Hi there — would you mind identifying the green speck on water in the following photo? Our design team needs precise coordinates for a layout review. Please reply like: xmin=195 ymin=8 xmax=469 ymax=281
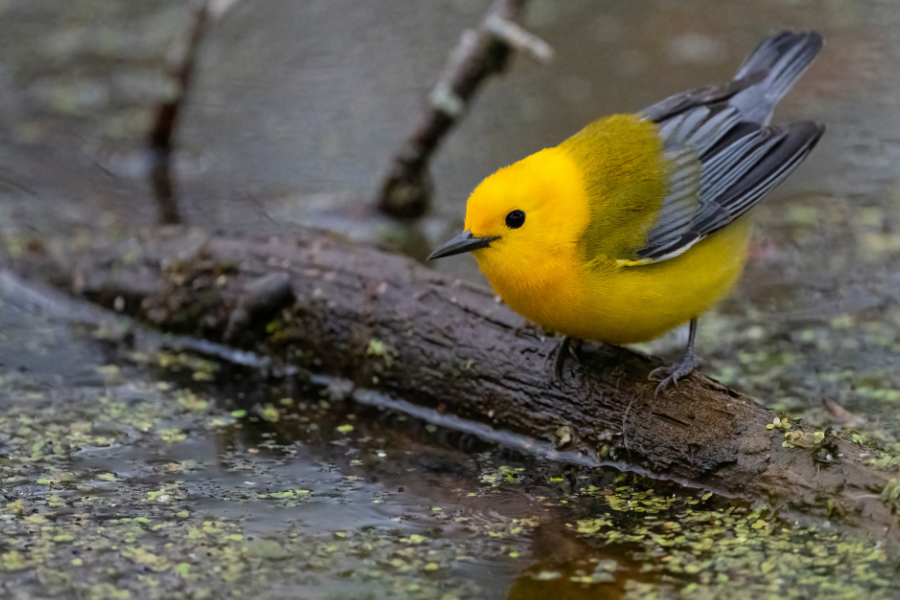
xmin=260 ymin=404 xmax=280 ymax=422
xmin=96 ymin=364 xmax=120 ymax=378
xmin=830 ymin=314 xmax=855 ymax=329
xmin=881 ymin=478 xmax=900 ymax=502
xmin=367 ymin=339 xmax=385 ymax=356
xmin=499 ymin=465 xmax=519 ymax=484
xmin=145 ymin=490 xmax=170 ymax=503
xmin=577 ymin=518 xmax=612 ymax=534
xmin=568 ymin=474 xmax=900 ymax=598
xmin=337 ymin=424 xmax=354 ymax=434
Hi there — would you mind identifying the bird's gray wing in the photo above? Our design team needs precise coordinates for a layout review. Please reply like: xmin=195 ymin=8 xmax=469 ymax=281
xmin=623 ymin=113 xmax=823 ymax=265
xmin=621 ymin=30 xmax=824 ymax=265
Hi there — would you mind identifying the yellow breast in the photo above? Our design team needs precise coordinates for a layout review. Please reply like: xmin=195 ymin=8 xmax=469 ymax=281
xmin=484 ymin=217 xmax=752 ymax=345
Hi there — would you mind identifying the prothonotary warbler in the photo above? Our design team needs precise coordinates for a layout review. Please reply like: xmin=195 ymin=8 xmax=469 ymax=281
xmin=428 ymin=31 xmax=825 ymax=394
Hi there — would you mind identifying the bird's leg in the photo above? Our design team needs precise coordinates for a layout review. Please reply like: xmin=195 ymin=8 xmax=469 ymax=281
xmin=649 ymin=318 xmax=698 ymax=396
xmin=548 ymin=336 xmax=580 ymax=381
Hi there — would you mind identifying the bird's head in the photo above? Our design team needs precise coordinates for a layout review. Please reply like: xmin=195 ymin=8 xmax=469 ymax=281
xmin=428 ymin=148 xmax=590 ymax=284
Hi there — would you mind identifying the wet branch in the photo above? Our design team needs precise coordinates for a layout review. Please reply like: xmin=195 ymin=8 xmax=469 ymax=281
xmin=376 ymin=0 xmax=553 ymax=219
xmin=148 ymin=0 xmax=239 ymax=225
xmin=12 ymin=225 xmax=900 ymax=542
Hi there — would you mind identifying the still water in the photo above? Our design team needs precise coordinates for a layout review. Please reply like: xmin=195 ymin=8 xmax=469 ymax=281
xmin=2 ymin=1 xmax=900 ymax=598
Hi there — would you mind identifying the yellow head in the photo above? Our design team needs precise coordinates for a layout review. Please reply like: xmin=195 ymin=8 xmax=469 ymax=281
xmin=428 ymin=147 xmax=591 ymax=297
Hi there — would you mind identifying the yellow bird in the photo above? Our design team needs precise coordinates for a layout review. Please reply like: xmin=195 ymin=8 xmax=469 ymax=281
xmin=428 ymin=31 xmax=824 ymax=393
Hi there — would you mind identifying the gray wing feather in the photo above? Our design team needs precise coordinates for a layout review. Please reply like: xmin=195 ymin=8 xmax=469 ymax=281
xmin=635 ymin=120 xmax=823 ymax=263
xmin=731 ymin=31 xmax=824 ymax=124
xmin=693 ymin=124 xmax=822 ymax=232
xmin=638 ymin=147 xmax=701 ymax=255
xmin=625 ymin=31 xmax=824 ymax=264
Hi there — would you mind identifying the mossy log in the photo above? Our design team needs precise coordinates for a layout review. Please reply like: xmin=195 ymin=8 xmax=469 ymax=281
xmin=14 ymin=225 xmax=900 ymax=540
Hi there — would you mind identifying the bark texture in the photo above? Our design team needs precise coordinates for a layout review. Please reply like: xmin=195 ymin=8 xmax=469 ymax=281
xmin=14 ymin=226 xmax=900 ymax=540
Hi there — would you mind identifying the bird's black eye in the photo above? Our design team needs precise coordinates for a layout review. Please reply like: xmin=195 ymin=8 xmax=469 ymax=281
xmin=505 ymin=210 xmax=526 ymax=229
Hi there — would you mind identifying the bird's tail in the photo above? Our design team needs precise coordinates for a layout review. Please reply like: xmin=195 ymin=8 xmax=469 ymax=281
xmin=729 ymin=31 xmax=823 ymax=124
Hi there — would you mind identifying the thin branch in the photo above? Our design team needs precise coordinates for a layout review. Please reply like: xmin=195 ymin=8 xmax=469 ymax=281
xmin=375 ymin=0 xmax=553 ymax=219
xmin=483 ymin=13 xmax=554 ymax=63
xmin=148 ymin=0 xmax=239 ymax=225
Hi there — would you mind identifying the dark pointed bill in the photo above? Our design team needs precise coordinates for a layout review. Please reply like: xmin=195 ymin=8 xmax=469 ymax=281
xmin=427 ymin=230 xmax=499 ymax=260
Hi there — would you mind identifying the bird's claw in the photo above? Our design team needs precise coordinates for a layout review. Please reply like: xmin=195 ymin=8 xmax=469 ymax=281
xmin=548 ymin=336 xmax=579 ymax=383
xmin=649 ymin=357 xmax=695 ymax=397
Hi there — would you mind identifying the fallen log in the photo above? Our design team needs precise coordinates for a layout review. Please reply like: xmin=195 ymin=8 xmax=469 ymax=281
xmin=12 ymin=225 xmax=900 ymax=540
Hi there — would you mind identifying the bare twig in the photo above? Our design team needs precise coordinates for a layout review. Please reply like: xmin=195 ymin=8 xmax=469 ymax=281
xmin=375 ymin=0 xmax=553 ymax=219
xmin=483 ymin=12 xmax=553 ymax=63
xmin=148 ymin=0 xmax=239 ymax=225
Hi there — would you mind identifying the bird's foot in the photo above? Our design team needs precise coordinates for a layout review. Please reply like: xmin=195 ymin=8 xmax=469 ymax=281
xmin=649 ymin=354 xmax=695 ymax=397
xmin=548 ymin=336 xmax=580 ymax=382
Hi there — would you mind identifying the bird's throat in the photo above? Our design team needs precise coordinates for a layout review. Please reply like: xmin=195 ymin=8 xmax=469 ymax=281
xmin=475 ymin=245 xmax=585 ymax=332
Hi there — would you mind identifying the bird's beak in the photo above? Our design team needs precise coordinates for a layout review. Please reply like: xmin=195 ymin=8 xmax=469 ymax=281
xmin=427 ymin=230 xmax=498 ymax=260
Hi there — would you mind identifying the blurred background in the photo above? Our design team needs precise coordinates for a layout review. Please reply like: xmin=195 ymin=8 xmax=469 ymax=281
xmin=5 ymin=0 xmax=900 ymax=396
xmin=1 ymin=0 xmax=893 ymax=260
xmin=2 ymin=1 xmax=900 ymax=598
